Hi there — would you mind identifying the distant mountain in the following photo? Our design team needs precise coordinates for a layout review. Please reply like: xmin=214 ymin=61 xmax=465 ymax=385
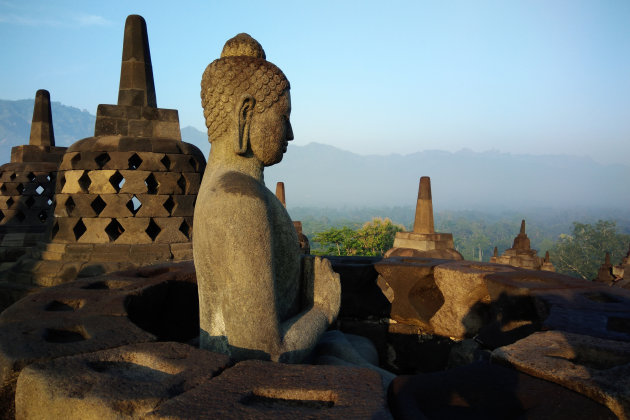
xmin=1 ymin=98 xmax=628 ymax=212
xmin=265 ymin=143 xmax=630 ymax=210
xmin=0 ymin=99 xmax=95 ymax=160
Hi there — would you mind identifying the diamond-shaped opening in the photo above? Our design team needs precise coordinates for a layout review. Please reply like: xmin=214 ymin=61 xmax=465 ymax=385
xmin=51 ymin=221 xmax=59 ymax=238
xmin=57 ymin=173 xmax=65 ymax=192
xmin=145 ymin=218 xmax=161 ymax=241
xmin=65 ymin=196 xmax=76 ymax=215
xmin=189 ymin=158 xmax=198 ymax=172
xmin=0 ymin=184 xmax=5 ymax=193
xmin=90 ymin=196 xmax=107 ymax=215
xmin=6 ymin=197 xmax=14 ymax=208
xmin=163 ymin=196 xmax=175 ymax=215
xmin=128 ymin=153 xmax=143 ymax=170
xmin=10 ymin=173 xmax=16 ymax=180
xmin=73 ymin=219 xmax=87 ymax=240
xmin=145 ymin=173 xmax=158 ymax=194
xmin=126 ymin=195 xmax=142 ymax=215
xmin=0 ymin=210 xmax=4 ymax=223
xmin=38 ymin=210 xmax=47 ymax=223
xmin=109 ymin=171 xmax=125 ymax=193
xmin=160 ymin=155 xmax=171 ymax=170
xmin=177 ymin=175 xmax=187 ymax=194
xmin=27 ymin=172 xmax=36 ymax=182
xmin=35 ymin=185 xmax=44 ymax=195
xmin=78 ymin=171 xmax=91 ymax=192
xmin=46 ymin=173 xmax=52 ymax=182
xmin=71 ymin=154 xmax=81 ymax=167
xmin=47 ymin=198 xmax=53 ymax=206
xmin=95 ymin=153 xmax=111 ymax=169
xmin=16 ymin=210 xmax=25 ymax=222
xmin=16 ymin=183 xmax=24 ymax=194
xmin=179 ymin=220 xmax=190 ymax=238
xmin=105 ymin=219 xmax=124 ymax=241
xmin=25 ymin=196 xmax=35 ymax=208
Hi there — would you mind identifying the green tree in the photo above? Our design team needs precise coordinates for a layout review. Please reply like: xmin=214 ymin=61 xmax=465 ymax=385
xmin=311 ymin=218 xmax=404 ymax=256
xmin=550 ymin=220 xmax=630 ymax=280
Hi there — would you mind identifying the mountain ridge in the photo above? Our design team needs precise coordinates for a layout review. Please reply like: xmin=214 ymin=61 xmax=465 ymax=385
xmin=1 ymin=98 xmax=627 ymax=210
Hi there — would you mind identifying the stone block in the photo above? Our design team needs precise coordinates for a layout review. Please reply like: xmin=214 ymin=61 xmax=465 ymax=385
xmin=171 ymin=195 xmax=196 ymax=217
xmin=148 ymin=360 xmax=391 ymax=419
xmin=374 ymin=257 xmax=449 ymax=329
xmin=0 ymin=316 xmax=156 ymax=419
xmin=430 ymin=261 xmax=518 ymax=339
xmin=128 ymin=118 xmax=155 ymax=137
xmin=484 ymin=270 xmax=630 ymax=344
xmin=129 ymin=243 xmax=172 ymax=263
xmin=492 ymin=331 xmax=630 ymax=419
xmin=119 ymin=170 xmax=150 ymax=194
xmin=137 ymin=151 xmax=170 ymax=172
xmin=170 ymin=242 xmax=193 ymax=261
xmin=98 ymin=193 xmax=135 ymax=218
xmin=134 ymin=194 xmax=171 ymax=218
xmin=181 ymin=172 xmax=201 ymax=194
xmin=15 ymin=342 xmax=231 ymax=420
xmin=79 ymin=218 xmax=113 ymax=243
xmin=54 ymin=193 xmax=97 ymax=218
xmin=116 ymin=217 xmax=152 ymax=244
xmin=90 ymin=244 xmax=132 ymax=262
xmin=153 ymin=217 xmax=189 ymax=243
xmin=151 ymin=139 xmax=183 ymax=154
xmin=153 ymin=121 xmax=181 ymax=140
xmin=87 ymin=170 xmax=119 ymax=194
xmin=117 ymin=137 xmax=153 ymax=152
xmin=60 ymin=170 xmax=89 ymax=194
xmin=389 ymin=361 xmax=616 ymax=420
xmin=153 ymin=172 xmax=183 ymax=195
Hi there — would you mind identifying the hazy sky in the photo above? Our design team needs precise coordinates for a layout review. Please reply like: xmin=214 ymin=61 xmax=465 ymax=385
xmin=1 ymin=0 xmax=629 ymax=164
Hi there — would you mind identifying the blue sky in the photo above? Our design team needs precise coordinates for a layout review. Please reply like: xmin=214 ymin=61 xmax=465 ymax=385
xmin=1 ymin=0 xmax=629 ymax=164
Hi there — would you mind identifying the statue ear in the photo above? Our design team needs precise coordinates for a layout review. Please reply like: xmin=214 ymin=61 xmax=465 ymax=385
xmin=235 ymin=94 xmax=255 ymax=155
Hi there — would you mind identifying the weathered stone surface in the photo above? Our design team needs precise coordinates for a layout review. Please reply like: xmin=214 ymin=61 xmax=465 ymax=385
xmin=484 ymin=269 xmax=630 ymax=343
xmin=148 ymin=359 xmax=391 ymax=419
xmin=389 ymin=361 xmax=616 ymax=420
xmin=15 ymin=342 xmax=230 ymax=420
xmin=375 ymin=257 xmax=450 ymax=329
xmin=492 ymin=331 xmax=630 ymax=419
xmin=0 ymin=261 xmax=199 ymax=419
xmin=490 ymin=220 xmax=548 ymax=271
xmin=312 ymin=330 xmax=396 ymax=390
xmin=430 ymin=260 xmax=518 ymax=339
xmin=194 ymin=33 xmax=340 ymax=363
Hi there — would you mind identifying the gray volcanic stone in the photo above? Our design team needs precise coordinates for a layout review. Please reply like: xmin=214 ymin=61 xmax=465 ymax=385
xmin=492 ymin=331 xmax=630 ymax=419
xmin=194 ymin=33 xmax=340 ymax=362
xmin=147 ymin=359 xmax=392 ymax=419
xmin=15 ymin=342 xmax=230 ymax=419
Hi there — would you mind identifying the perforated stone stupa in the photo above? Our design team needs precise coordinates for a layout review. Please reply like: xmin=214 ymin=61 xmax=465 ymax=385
xmin=490 ymin=220 xmax=553 ymax=271
xmin=385 ymin=176 xmax=462 ymax=260
xmin=33 ymin=15 xmax=205 ymax=284
xmin=0 ymin=90 xmax=66 ymax=267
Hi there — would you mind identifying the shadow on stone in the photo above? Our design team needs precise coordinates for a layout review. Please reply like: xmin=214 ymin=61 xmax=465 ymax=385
xmin=125 ymin=280 xmax=199 ymax=342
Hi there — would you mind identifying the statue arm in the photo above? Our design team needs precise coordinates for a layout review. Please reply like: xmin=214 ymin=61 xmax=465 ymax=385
xmin=218 ymin=188 xmax=339 ymax=363
xmin=276 ymin=256 xmax=341 ymax=363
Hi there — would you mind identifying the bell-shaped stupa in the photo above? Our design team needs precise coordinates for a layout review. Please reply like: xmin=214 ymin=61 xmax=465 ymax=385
xmin=0 ymin=90 xmax=66 ymax=267
xmin=33 ymin=15 xmax=205 ymax=285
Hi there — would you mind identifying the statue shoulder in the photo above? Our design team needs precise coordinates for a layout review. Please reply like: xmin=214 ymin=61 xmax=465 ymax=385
xmin=214 ymin=171 xmax=268 ymax=201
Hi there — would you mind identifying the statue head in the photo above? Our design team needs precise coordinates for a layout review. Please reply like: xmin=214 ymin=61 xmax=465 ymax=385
xmin=201 ymin=33 xmax=293 ymax=166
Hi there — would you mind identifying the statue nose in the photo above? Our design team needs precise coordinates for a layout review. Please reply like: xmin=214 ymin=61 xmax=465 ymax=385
xmin=286 ymin=121 xmax=294 ymax=141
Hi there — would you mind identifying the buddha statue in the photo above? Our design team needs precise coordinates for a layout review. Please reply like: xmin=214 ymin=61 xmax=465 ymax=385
xmin=194 ymin=34 xmax=340 ymax=363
